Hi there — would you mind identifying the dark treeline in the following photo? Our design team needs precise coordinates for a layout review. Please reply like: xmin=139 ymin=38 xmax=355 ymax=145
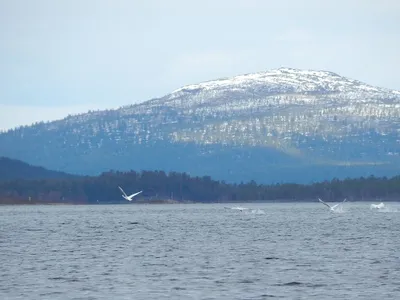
xmin=0 ymin=170 xmax=400 ymax=204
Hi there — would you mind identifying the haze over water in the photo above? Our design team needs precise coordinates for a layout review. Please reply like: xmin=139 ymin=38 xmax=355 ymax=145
xmin=1 ymin=203 xmax=399 ymax=299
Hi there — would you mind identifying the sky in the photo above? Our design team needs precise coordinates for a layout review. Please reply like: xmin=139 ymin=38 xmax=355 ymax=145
xmin=1 ymin=0 xmax=399 ymax=130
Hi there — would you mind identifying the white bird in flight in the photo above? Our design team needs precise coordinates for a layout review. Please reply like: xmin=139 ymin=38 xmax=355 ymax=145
xmin=318 ymin=198 xmax=346 ymax=211
xmin=118 ymin=186 xmax=143 ymax=201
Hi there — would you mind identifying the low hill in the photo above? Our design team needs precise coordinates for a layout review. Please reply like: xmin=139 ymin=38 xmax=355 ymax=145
xmin=0 ymin=157 xmax=75 ymax=181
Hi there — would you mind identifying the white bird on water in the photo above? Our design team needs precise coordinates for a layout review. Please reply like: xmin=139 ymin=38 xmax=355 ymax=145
xmin=370 ymin=202 xmax=385 ymax=209
xmin=118 ymin=186 xmax=143 ymax=201
xmin=318 ymin=198 xmax=346 ymax=211
xmin=224 ymin=206 xmax=249 ymax=212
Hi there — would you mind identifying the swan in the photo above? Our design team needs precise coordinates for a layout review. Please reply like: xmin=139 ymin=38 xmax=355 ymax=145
xmin=118 ymin=186 xmax=143 ymax=201
xmin=318 ymin=198 xmax=346 ymax=211
xmin=370 ymin=202 xmax=385 ymax=209
xmin=224 ymin=206 xmax=250 ymax=212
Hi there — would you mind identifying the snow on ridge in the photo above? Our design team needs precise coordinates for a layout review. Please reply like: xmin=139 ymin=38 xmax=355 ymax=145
xmin=171 ymin=67 xmax=396 ymax=96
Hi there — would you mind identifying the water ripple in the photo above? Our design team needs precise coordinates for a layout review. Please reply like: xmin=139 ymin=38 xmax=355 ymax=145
xmin=0 ymin=203 xmax=399 ymax=299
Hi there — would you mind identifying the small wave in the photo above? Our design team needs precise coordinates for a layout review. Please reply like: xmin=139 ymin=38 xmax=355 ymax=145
xmin=306 ymin=283 xmax=327 ymax=288
xmin=275 ymin=281 xmax=326 ymax=288
xmin=101 ymin=272 xmax=111 ymax=276
xmin=39 ymin=292 xmax=63 ymax=296
xmin=295 ymin=263 xmax=312 ymax=267
xmin=250 ymin=209 xmax=266 ymax=214
xmin=371 ymin=260 xmax=382 ymax=264
xmin=49 ymin=277 xmax=79 ymax=282
xmin=242 ymin=209 xmax=266 ymax=215
xmin=377 ymin=207 xmax=398 ymax=213
xmin=88 ymin=226 xmax=105 ymax=230
xmin=239 ymin=279 xmax=257 ymax=284
xmin=26 ymin=228 xmax=42 ymax=232
xmin=276 ymin=281 xmax=303 ymax=286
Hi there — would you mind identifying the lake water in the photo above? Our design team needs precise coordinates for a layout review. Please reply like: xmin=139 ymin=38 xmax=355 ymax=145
xmin=1 ymin=202 xmax=399 ymax=299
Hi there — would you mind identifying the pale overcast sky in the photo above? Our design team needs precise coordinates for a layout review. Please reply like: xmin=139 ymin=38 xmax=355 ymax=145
xmin=1 ymin=0 xmax=399 ymax=130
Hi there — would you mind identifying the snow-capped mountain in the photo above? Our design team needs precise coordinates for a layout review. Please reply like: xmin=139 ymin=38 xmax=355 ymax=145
xmin=1 ymin=68 xmax=399 ymax=183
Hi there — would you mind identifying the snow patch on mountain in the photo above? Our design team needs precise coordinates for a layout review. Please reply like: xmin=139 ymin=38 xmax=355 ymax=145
xmin=171 ymin=68 xmax=397 ymax=97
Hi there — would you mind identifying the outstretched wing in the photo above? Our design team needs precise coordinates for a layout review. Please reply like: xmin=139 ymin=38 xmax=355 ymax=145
xmin=330 ymin=198 xmax=346 ymax=210
xmin=118 ymin=186 xmax=128 ymax=198
xmin=128 ymin=190 xmax=143 ymax=200
xmin=318 ymin=198 xmax=332 ymax=209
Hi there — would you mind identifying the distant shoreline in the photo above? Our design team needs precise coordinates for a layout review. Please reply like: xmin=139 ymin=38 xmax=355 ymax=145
xmin=1 ymin=198 xmax=397 ymax=206
xmin=0 ymin=198 xmax=191 ymax=205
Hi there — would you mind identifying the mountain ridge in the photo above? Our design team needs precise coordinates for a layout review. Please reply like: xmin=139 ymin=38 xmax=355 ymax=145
xmin=0 ymin=68 xmax=399 ymax=183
